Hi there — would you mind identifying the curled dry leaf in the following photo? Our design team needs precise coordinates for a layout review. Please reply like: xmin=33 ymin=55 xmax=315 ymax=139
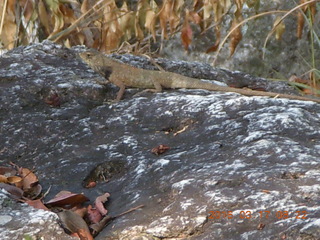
xmin=151 ymin=144 xmax=170 ymax=155
xmin=46 ymin=191 xmax=89 ymax=207
xmin=94 ymin=193 xmax=110 ymax=216
xmin=19 ymin=167 xmax=39 ymax=191
xmin=24 ymin=183 xmax=42 ymax=199
xmin=7 ymin=176 xmax=22 ymax=185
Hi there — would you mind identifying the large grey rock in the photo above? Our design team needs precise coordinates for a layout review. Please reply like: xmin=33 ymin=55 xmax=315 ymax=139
xmin=0 ymin=191 xmax=74 ymax=239
xmin=0 ymin=41 xmax=320 ymax=240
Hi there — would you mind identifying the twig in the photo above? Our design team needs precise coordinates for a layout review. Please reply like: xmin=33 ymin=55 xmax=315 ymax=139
xmin=115 ymin=204 xmax=144 ymax=218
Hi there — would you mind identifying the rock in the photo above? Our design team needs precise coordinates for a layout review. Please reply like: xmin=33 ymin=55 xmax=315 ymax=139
xmin=0 ymin=41 xmax=320 ymax=239
xmin=0 ymin=191 xmax=74 ymax=239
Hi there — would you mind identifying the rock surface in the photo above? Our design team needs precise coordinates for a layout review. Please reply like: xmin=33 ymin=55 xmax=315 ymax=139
xmin=1 ymin=41 xmax=320 ymax=240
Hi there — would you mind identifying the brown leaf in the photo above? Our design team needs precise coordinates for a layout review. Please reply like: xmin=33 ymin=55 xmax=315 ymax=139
xmin=46 ymin=192 xmax=89 ymax=207
xmin=206 ymin=26 xmax=221 ymax=53
xmin=19 ymin=0 xmax=35 ymax=21
xmin=0 ymin=175 xmax=8 ymax=183
xmin=94 ymin=193 xmax=110 ymax=216
xmin=151 ymin=144 xmax=170 ymax=155
xmin=7 ymin=176 xmax=23 ymax=189
xmin=0 ymin=166 xmax=17 ymax=176
xmin=229 ymin=18 xmax=242 ymax=56
xmin=57 ymin=210 xmax=93 ymax=239
xmin=0 ymin=1 xmax=17 ymax=49
xmin=77 ymin=228 xmax=94 ymax=240
xmin=24 ymin=183 xmax=42 ymax=199
xmin=189 ymin=11 xmax=202 ymax=25
xmin=0 ymin=183 xmax=24 ymax=199
xmin=296 ymin=10 xmax=304 ymax=39
xmin=19 ymin=167 xmax=39 ymax=191
xmin=144 ymin=1 xmax=158 ymax=41
xmin=25 ymin=199 xmax=49 ymax=211
xmin=72 ymin=206 xmax=88 ymax=218
xmin=181 ymin=11 xmax=192 ymax=51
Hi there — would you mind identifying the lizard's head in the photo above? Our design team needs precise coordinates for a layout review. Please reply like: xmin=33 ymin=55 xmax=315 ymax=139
xmin=79 ymin=51 xmax=96 ymax=62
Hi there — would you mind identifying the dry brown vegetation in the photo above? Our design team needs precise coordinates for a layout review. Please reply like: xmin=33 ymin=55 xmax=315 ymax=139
xmin=0 ymin=0 xmax=317 ymax=56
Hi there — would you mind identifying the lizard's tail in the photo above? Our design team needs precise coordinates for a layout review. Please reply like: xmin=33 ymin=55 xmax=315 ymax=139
xmin=180 ymin=78 xmax=320 ymax=103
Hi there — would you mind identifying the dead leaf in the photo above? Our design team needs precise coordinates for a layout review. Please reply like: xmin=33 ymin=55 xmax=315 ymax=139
xmin=46 ymin=191 xmax=89 ymax=207
xmin=229 ymin=18 xmax=242 ymax=56
xmin=0 ymin=166 xmax=17 ymax=176
xmin=19 ymin=167 xmax=39 ymax=191
xmin=25 ymin=199 xmax=49 ymax=211
xmin=72 ymin=206 xmax=88 ymax=218
xmin=94 ymin=193 xmax=110 ymax=216
xmin=181 ymin=10 xmax=192 ymax=51
xmin=87 ymin=205 xmax=102 ymax=224
xmin=0 ymin=183 xmax=24 ymax=199
xmin=0 ymin=175 xmax=8 ymax=183
xmin=151 ymin=144 xmax=170 ymax=155
xmin=144 ymin=0 xmax=158 ymax=41
xmin=24 ymin=183 xmax=42 ymax=199
xmin=7 ymin=176 xmax=23 ymax=189
xmin=57 ymin=210 xmax=93 ymax=240
xmin=296 ymin=9 xmax=304 ymax=39
xmin=7 ymin=176 xmax=22 ymax=184
xmin=206 ymin=26 xmax=221 ymax=53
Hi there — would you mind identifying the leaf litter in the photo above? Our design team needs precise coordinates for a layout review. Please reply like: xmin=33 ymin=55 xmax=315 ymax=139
xmin=0 ymin=162 xmax=144 ymax=239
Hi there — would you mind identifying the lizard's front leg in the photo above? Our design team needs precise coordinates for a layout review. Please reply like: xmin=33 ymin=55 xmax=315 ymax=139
xmin=114 ymin=80 xmax=126 ymax=101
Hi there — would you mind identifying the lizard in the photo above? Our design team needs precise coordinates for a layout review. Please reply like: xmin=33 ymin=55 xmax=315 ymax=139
xmin=79 ymin=49 xmax=320 ymax=103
